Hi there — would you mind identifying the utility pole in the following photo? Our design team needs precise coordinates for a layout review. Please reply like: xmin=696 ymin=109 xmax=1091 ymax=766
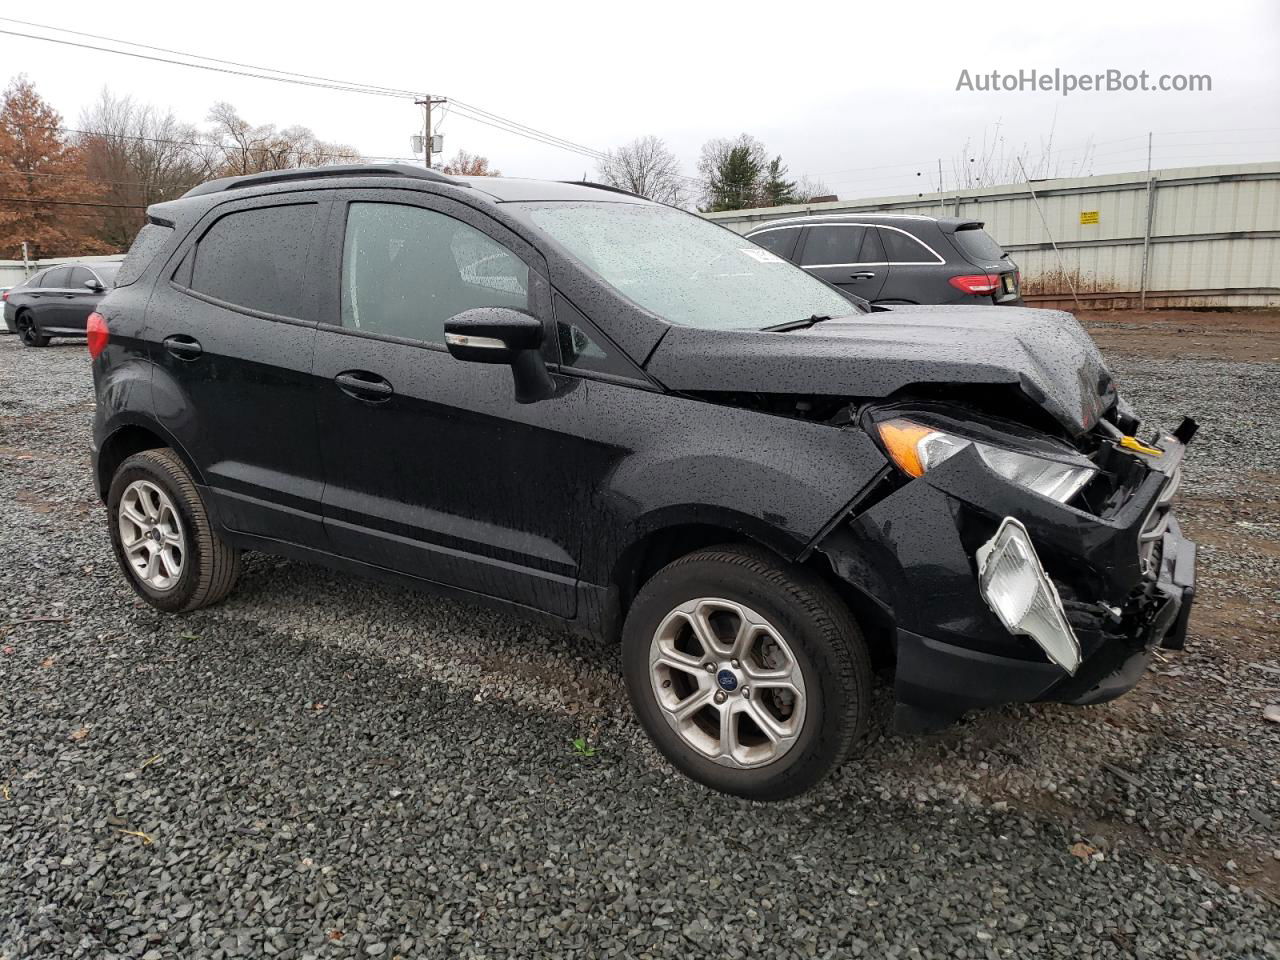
xmin=414 ymin=96 xmax=447 ymax=169
xmin=1140 ymin=132 xmax=1154 ymax=310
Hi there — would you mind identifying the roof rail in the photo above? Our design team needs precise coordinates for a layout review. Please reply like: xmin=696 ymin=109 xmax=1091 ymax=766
xmin=181 ymin=163 xmax=467 ymax=199
xmin=561 ymin=180 xmax=647 ymax=201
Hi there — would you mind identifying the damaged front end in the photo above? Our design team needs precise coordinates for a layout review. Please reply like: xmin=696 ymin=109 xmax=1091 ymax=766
xmin=813 ymin=403 xmax=1198 ymax=734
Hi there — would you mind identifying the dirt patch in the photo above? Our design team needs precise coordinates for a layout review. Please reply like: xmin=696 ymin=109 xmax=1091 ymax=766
xmin=1079 ymin=309 xmax=1280 ymax=363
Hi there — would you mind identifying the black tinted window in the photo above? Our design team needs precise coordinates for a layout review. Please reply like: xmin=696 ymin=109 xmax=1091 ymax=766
xmin=341 ymin=202 xmax=529 ymax=344
xmin=69 ymin=267 xmax=95 ymax=287
xmin=952 ymin=226 xmax=1008 ymax=263
xmin=117 ymin=223 xmax=173 ymax=287
xmin=43 ymin=267 xmax=72 ymax=288
xmin=880 ymin=227 xmax=939 ymax=264
xmin=750 ymin=228 xmax=799 ymax=260
xmin=190 ymin=204 xmax=316 ymax=317
xmin=800 ymin=225 xmax=866 ymax=266
xmin=554 ymin=297 xmax=639 ymax=379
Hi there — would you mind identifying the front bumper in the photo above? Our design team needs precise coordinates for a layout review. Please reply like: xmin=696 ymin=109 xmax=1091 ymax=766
xmin=816 ymin=424 xmax=1196 ymax=733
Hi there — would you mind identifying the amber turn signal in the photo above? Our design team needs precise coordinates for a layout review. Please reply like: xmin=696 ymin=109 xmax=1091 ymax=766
xmin=876 ymin=419 xmax=935 ymax=478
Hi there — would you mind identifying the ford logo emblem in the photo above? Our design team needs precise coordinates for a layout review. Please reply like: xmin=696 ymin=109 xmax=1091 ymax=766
xmin=716 ymin=669 xmax=738 ymax=692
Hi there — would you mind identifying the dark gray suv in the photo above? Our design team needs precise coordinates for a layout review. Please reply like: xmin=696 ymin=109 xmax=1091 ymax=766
xmin=746 ymin=214 xmax=1022 ymax=307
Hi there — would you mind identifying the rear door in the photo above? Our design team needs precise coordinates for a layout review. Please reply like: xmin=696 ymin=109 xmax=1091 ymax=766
xmin=147 ymin=194 xmax=329 ymax=547
xmin=796 ymin=224 xmax=887 ymax=300
xmin=874 ymin=225 xmax=948 ymax=303
xmin=310 ymin=190 xmax=583 ymax=617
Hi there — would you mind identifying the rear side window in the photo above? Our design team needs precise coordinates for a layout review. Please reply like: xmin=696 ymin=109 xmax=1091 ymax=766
xmin=951 ymin=226 xmax=1008 ymax=263
xmin=341 ymin=202 xmax=529 ymax=344
xmin=116 ymin=222 xmax=173 ymax=287
xmin=189 ymin=204 xmax=316 ymax=318
xmin=880 ymin=227 xmax=941 ymax=264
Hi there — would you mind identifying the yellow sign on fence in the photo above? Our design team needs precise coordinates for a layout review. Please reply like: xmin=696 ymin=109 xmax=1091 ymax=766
xmin=1079 ymin=210 xmax=1100 ymax=225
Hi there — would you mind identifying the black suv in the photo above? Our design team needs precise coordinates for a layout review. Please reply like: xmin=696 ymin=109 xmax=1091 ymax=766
xmin=746 ymin=214 xmax=1022 ymax=307
xmin=91 ymin=165 xmax=1196 ymax=800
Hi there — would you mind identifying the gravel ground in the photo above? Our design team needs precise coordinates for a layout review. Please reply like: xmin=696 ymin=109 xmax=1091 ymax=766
xmin=1 ymin=328 xmax=1277 ymax=959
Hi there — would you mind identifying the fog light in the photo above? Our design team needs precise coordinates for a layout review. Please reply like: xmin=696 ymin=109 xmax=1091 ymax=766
xmin=975 ymin=517 xmax=1082 ymax=674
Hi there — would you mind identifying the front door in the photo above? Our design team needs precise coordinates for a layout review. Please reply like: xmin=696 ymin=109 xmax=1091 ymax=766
xmin=310 ymin=192 xmax=582 ymax=618
xmin=147 ymin=196 xmax=329 ymax=547
xmin=796 ymin=224 xmax=888 ymax=302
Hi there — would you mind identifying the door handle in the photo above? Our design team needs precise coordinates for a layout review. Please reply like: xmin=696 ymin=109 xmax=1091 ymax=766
xmin=163 ymin=335 xmax=203 ymax=360
xmin=849 ymin=272 xmax=877 ymax=280
xmin=335 ymin=371 xmax=394 ymax=402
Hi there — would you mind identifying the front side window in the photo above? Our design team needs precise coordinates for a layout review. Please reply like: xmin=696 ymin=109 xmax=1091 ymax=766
xmin=341 ymin=202 xmax=530 ymax=344
xmin=517 ymin=202 xmax=858 ymax=331
xmin=749 ymin=227 xmax=800 ymax=260
xmin=189 ymin=203 xmax=317 ymax=318
xmin=43 ymin=266 xmax=72 ymax=288
xmin=69 ymin=266 xmax=95 ymax=288
xmin=799 ymin=225 xmax=868 ymax=266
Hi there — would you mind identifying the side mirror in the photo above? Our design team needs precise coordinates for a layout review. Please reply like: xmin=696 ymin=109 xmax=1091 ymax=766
xmin=84 ymin=279 xmax=105 ymax=292
xmin=444 ymin=307 xmax=554 ymax=403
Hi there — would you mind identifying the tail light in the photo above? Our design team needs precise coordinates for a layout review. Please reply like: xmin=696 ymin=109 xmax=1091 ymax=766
xmin=87 ymin=311 xmax=109 ymax=358
xmin=949 ymin=274 xmax=1001 ymax=295
xmin=1 ymin=290 xmax=8 ymax=301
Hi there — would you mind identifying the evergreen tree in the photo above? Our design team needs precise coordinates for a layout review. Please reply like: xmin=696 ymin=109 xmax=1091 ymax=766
xmin=761 ymin=155 xmax=798 ymax=206
xmin=706 ymin=143 xmax=763 ymax=211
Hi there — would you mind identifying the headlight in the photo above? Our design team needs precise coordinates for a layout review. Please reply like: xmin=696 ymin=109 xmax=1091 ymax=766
xmin=876 ymin=418 xmax=1096 ymax=503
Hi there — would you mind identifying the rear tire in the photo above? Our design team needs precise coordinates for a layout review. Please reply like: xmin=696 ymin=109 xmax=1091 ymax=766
xmin=622 ymin=544 xmax=871 ymax=800
xmin=16 ymin=310 xmax=48 ymax=347
xmin=107 ymin=449 xmax=241 ymax=613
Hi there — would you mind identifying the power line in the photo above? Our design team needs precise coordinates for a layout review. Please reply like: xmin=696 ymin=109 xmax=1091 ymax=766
xmin=0 ymin=195 xmax=146 ymax=208
xmin=0 ymin=19 xmax=626 ymax=167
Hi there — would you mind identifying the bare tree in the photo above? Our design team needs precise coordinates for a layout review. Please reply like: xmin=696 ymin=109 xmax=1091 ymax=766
xmin=204 ymin=102 xmax=360 ymax=176
xmin=944 ymin=121 xmax=1096 ymax=190
xmin=77 ymin=89 xmax=217 ymax=248
xmin=793 ymin=175 xmax=834 ymax=202
xmin=442 ymin=150 xmax=501 ymax=176
xmin=596 ymin=135 xmax=687 ymax=205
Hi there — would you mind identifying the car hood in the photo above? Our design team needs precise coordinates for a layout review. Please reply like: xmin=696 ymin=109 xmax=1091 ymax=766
xmin=643 ymin=305 xmax=1116 ymax=436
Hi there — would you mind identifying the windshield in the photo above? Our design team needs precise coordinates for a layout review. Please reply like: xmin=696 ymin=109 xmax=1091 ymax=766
xmin=94 ymin=263 xmax=121 ymax=282
xmin=516 ymin=201 xmax=860 ymax=330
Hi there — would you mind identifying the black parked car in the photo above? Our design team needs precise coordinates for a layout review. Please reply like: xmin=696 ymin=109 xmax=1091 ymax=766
xmin=4 ymin=261 xmax=119 ymax=346
xmin=746 ymin=214 xmax=1022 ymax=307
xmin=90 ymin=165 xmax=1196 ymax=800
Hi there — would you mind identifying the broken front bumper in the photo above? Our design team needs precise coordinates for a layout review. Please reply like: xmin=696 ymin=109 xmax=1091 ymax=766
xmin=816 ymin=426 xmax=1196 ymax=733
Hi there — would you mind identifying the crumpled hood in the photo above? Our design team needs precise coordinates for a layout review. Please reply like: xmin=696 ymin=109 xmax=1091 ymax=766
xmin=643 ymin=305 xmax=1116 ymax=436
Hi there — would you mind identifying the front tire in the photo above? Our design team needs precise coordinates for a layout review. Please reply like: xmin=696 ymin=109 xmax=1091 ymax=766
xmin=622 ymin=545 xmax=871 ymax=800
xmin=16 ymin=310 xmax=48 ymax=347
xmin=107 ymin=449 xmax=241 ymax=613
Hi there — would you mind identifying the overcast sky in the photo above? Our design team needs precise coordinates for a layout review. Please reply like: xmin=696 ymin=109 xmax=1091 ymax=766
xmin=2 ymin=0 xmax=1278 ymax=200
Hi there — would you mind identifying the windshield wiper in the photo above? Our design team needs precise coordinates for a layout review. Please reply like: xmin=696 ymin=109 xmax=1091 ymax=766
xmin=762 ymin=314 xmax=833 ymax=333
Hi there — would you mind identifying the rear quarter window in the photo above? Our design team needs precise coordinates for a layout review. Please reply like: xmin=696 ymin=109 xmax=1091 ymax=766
xmin=951 ymin=226 xmax=1008 ymax=263
xmin=116 ymin=223 xmax=174 ymax=287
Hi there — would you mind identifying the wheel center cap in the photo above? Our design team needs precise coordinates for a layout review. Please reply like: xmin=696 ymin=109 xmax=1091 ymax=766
xmin=715 ymin=666 xmax=739 ymax=692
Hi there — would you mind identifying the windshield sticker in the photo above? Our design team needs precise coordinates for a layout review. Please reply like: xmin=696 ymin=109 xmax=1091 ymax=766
xmin=739 ymin=247 xmax=784 ymax=264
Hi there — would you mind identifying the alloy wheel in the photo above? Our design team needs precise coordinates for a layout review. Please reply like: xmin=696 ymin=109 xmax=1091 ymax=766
xmin=648 ymin=598 xmax=807 ymax=769
xmin=117 ymin=479 xmax=186 ymax=591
